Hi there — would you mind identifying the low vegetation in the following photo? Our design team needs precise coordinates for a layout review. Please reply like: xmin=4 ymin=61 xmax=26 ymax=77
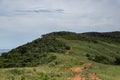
xmin=0 ymin=31 xmax=120 ymax=80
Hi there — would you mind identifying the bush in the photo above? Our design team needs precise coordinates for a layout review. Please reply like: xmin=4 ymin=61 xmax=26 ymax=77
xmin=0 ymin=58 xmax=4 ymax=68
xmin=38 ymin=72 xmax=51 ymax=80
xmin=86 ymin=53 xmax=116 ymax=64
xmin=115 ymin=55 xmax=120 ymax=65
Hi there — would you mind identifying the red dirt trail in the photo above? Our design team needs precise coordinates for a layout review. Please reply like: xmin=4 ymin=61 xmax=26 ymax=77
xmin=68 ymin=62 xmax=101 ymax=80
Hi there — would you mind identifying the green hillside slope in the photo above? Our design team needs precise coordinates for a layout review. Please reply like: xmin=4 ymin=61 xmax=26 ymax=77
xmin=0 ymin=31 xmax=120 ymax=80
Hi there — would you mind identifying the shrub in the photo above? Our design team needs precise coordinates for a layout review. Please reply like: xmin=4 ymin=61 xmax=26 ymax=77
xmin=115 ymin=55 xmax=120 ymax=65
xmin=38 ymin=72 xmax=51 ymax=80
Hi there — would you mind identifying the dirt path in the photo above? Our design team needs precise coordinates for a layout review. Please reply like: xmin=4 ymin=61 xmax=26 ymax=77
xmin=68 ymin=74 xmax=85 ymax=80
xmin=68 ymin=62 xmax=101 ymax=80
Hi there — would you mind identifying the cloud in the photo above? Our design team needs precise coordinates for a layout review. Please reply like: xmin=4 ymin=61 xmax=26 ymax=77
xmin=0 ymin=0 xmax=120 ymax=48
xmin=15 ymin=8 xmax=64 ymax=14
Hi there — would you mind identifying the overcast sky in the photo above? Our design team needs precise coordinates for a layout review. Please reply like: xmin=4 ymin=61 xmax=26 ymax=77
xmin=0 ymin=0 xmax=120 ymax=49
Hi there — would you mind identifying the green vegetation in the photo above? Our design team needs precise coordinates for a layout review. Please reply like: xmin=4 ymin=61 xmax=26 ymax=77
xmin=0 ymin=31 xmax=120 ymax=80
xmin=0 ymin=53 xmax=80 ymax=80
xmin=0 ymin=36 xmax=70 ymax=68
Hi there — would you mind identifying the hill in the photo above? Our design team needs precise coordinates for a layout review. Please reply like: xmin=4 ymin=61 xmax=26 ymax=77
xmin=0 ymin=31 xmax=120 ymax=80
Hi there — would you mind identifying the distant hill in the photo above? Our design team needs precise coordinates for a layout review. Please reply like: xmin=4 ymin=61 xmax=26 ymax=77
xmin=0 ymin=49 xmax=10 ymax=55
xmin=81 ymin=31 xmax=120 ymax=42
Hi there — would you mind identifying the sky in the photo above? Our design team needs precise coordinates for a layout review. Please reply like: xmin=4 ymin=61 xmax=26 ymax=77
xmin=0 ymin=0 xmax=120 ymax=49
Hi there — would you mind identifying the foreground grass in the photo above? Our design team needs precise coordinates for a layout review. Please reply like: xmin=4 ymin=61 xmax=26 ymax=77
xmin=92 ymin=62 xmax=120 ymax=80
xmin=0 ymin=63 xmax=120 ymax=80
xmin=0 ymin=53 xmax=81 ymax=80
xmin=0 ymin=66 xmax=73 ymax=80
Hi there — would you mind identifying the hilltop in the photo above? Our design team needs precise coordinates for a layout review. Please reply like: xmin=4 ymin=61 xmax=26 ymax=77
xmin=0 ymin=31 xmax=120 ymax=80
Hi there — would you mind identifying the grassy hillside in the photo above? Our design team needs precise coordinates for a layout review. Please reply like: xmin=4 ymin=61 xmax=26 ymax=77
xmin=0 ymin=31 xmax=120 ymax=80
